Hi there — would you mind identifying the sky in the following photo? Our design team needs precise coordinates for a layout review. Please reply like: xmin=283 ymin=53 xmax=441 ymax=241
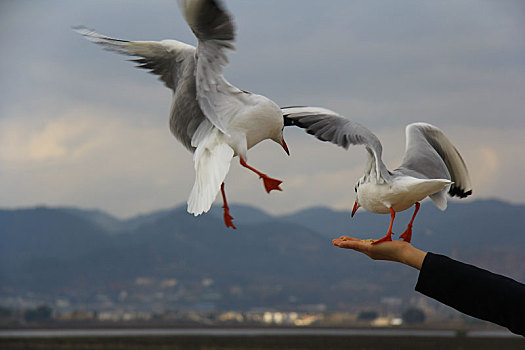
xmin=1 ymin=0 xmax=524 ymax=219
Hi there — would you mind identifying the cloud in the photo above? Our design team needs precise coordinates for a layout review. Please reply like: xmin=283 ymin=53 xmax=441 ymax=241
xmin=1 ymin=0 xmax=525 ymax=218
xmin=1 ymin=114 xmax=93 ymax=162
xmin=473 ymin=147 xmax=501 ymax=188
xmin=2 ymin=109 xmax=524 ymax=218
xmin=0 ymin=108 xmax=194 ymax=217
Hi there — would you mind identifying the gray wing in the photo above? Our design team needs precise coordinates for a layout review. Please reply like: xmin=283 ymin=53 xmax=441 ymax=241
xmin=399 ymin=123 xmax=472 ymax=198
xmin=179 ymin=0 xmax=260 ymax=136
xmin=74 ymin=26 xmax=196 ymax=92
xmin=282 ymin=107 xmax=389 ymax=181
xmin=179 ymin=0 xmax=235 ymax=42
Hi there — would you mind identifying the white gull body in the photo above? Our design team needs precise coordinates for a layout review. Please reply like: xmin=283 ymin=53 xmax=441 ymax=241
xmin=356 ymin=176 xmax=452 ymax=214
xmin=76 ymin=0 xmax=290 ymax=228
xmin=283 ymin=107 xmax=473 ymax=243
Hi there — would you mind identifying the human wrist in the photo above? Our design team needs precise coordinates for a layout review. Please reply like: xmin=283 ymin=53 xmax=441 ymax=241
xmin=400 ymin=244 xmax=427 ymax=270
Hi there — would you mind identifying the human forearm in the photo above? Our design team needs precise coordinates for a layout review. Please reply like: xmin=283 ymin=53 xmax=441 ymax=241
xmin=398 ymin=244 xmax=426 ymax=270
xmin=416 ymin=253 xmax=525 ymax=336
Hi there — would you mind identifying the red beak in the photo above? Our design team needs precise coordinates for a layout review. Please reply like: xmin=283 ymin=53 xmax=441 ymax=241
xmin=282 ymin=139 xmax=290 ymax=156
xmin=351 ymin=202 xmax=359 ymax=217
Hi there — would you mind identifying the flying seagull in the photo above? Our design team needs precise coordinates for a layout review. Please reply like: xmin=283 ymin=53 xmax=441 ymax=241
xmin=75 ymin=0 xmax=292 ymax=229
xmin=283 ymin=107 xmax=472 ymax=244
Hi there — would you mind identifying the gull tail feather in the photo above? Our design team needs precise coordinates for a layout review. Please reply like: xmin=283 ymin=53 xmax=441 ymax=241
xmin=187 ymin=137 xmax=234 ymax=216
xmin=429 ymin=184 xmax=452 ymax=211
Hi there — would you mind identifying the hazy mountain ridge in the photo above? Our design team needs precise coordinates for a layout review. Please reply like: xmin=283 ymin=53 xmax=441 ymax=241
xmin=1 ymin=199 xmax=524 ymax=309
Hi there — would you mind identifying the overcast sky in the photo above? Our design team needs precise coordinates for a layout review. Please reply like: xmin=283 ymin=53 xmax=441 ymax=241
xmin=1 ymin=0 xmax=524 ymax=219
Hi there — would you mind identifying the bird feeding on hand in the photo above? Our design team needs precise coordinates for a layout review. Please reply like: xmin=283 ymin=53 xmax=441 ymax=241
xmin=75 ymin=0 xmax=292 ymax=229
xmin=283 ymin=107 xmax=472 ymax=244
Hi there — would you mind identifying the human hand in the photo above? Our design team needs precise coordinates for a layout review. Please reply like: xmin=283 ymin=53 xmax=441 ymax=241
xmin=332 ymin=236 xmax=426 ymax=270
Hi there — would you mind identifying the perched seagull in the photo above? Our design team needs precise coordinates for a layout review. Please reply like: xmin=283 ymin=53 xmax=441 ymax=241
xmin=75 ymin=0 xmax=291 ymax=229
xmin=283 ymin=107 xmax=473 ymax=244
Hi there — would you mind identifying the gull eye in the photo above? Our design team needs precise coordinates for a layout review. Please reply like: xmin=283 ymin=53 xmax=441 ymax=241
xmin=354 ymin=186 xmax=357 ymax=193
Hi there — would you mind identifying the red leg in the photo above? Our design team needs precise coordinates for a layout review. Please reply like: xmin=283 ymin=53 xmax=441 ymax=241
xmin=399 ymin=202 xmax=420 ymax=243
xmin=239 ymin=157 xmax=283 ymax=193
xmin=372 ymin=208 xmax=396 ymax=245
xmin=221 ymin=183 xmax=236 ymax=229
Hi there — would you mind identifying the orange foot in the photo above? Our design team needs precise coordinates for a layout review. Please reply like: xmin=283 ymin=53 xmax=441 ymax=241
xmin=223 ymin=207 xmax=236 ymax=229
xmin=399 ymin=224 xmax=413 ymax=243
xmin=372 ymin=232 xmax=393 ymax=245
xmin=260 ymin=175 xmax=283 ymax=193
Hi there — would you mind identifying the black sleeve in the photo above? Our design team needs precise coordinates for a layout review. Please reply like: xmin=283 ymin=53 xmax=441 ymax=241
xmin=415 ymin=252 xmax=525 ymax=336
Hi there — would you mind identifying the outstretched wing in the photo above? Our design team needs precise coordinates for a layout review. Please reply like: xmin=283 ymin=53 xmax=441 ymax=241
xmin=282 ymin=106 xmax=389 ymax=181
xmin=179 ymin=0 xmax=259 ymax=136
xmin=74 ymin=26 xmax=196 ymax=91
xmin=399 ymin=123 xmax=472 ymax=198
xmin=180 ymin=0 xmax=235 ymax=42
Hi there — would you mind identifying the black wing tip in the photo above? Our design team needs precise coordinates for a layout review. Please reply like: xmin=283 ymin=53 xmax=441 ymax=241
xmin=73 ymin=25 xmax=130 ymax=43
xmin=129 ymin=58 xmax=153 ymax=69
xmin=191 ymin=0 xmax=235 ymax=41
xmin=282 ymin=114 xmax=313 ymax=129
xmin=72 ymin=25 xmax=95 ymax=36
xmin=283 ymin=115 xmax=293 ymax=126
xmin=449 ymin=187 xmax=473 ymax=199
xmin=281 ymin=106 xmax=307 ymax=110
xmin=283 ymin=115 xmax=300 ymax=127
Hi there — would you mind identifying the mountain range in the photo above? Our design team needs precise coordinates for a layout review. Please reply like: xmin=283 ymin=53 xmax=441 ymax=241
xmin=1 ymin=199 xmax=524 ymax=311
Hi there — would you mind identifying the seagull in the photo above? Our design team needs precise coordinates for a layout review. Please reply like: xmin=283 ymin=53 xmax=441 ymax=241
xmin=283 ymin=107 xmax=473 ymax=244
xmin=75 ymin=0 xmax=291 ymax=229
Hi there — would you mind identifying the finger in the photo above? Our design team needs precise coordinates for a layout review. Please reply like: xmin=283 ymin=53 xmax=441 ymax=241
xmin=339 ymin=236 xmax=360 ymax=241
xmin=332 ymin=238 xmax=352 ymax=248
xmin=336 ymin=240 xmax=364 ymax=250
xmin=332 ymin=238 xmax=349 ymax=246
